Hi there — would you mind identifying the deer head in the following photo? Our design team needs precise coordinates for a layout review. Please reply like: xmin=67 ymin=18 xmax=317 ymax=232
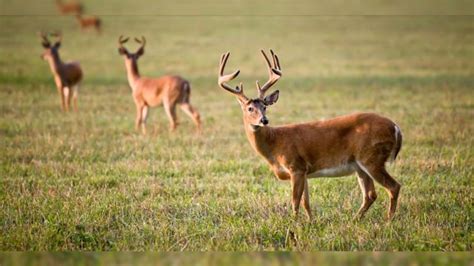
xmin=118 ymin=35 xmax=146 ymax=61
xmin=39 ymin=31 xmax=62 ymax=61
xmin=218 ymin=50 xmax=282 ymax=130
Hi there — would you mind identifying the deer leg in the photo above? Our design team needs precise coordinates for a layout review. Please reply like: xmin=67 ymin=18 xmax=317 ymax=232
xmin=180 ymin=103 xmax=201 ymax=132
xmin=354 ymin=168 xmax=377 ymax=220
xmin=356 ymin=161 xmax=401 ymax=220
xmin=59 ymin=87 xmax=66 ymax=111
xmin=301 ymin=178 xmax=312 ymax=220
xmin=141 ymin=105 xmax=149 ymax=135
xmin=72 ymin=85 xmax=79 ymax=112
xmin=164 ymin=101 xmax=177 ymax=132
xmin=63 ymin=87 xmax=71 ymax=112
xmin=135 ymin=104 xmax=143 ymax=133
xmin=290 ymin=171 xmax=306 ymax=218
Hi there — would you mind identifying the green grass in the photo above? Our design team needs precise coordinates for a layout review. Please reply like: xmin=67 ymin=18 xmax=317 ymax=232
xmin=0 ymin=1 xmax=473 ymax=251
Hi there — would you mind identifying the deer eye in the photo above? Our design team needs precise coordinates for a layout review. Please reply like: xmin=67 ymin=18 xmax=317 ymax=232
xmin=247 ymin=107 xmax=254 ymax=112
xmin=262 ymin=106 xmax=266 ymax=111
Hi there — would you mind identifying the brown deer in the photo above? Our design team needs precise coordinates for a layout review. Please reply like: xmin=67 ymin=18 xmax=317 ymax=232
xmin=118 ymin=36 xmax=201 ymax=134
xmin=76 ymin=14 xmax=102 ymax=33
xmin=39 ymin=32 xmax=83 ymax=112
xmin=218 ymin=50 xmax=402 ymax=220
xmin=56 ymin=0 xmax=83 ymax=15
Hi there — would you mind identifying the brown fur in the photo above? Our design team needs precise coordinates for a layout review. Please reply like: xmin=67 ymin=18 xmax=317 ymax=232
xmin=40 ymin=33 xmax=83 ymax=112
xmin=76 ymin=15 xmax=101 ymax=33
xmin=219 ymin=51 xmax=402 ymax=220
xmin=56 ymin=0 xmax=83 ymax=15
xmin=118 ymin=36 xmax=201 ymax=134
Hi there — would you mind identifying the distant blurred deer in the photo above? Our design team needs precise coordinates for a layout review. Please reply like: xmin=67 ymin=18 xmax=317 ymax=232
xmin=76 ymin=14 xmax=102 ymax=33
xmin=39 ymin=32 xmax=83 ymax=112
xmin=56 ymin=0 xmax=83 ymax=15
xmin=118 ymin=36 xmax=201 ymax=134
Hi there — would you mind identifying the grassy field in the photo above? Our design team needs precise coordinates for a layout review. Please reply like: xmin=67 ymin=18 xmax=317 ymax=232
xmin=0 ymin=1 xmax=473 ymax=251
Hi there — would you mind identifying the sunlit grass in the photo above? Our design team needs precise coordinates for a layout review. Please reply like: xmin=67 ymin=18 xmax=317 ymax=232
xmin=0 ymin=1 xmax=472 ymax=251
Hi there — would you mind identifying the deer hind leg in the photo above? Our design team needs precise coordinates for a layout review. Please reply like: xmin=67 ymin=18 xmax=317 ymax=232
xmin=301 ymin=178 xmax=312 ymax=220
xmin=72 ymin=85 xmax=79 ymax=112
xmin=179 ymin=103 xmax=201 ymax=132
xmin=290 ymin=171 xmax=306 ymax=218
xmin=356 ymin=161 xmax=401 ymax=220
xmin=354 ymin=168 xmax=377 ymax=220
xmin=164 ymin=101 xmax=178 ymax=132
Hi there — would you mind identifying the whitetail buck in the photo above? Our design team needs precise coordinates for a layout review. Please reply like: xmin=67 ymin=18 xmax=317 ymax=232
xmin=118 ymin=36 xmax=201 ymax=134
xmin=56 ymin=0 xmax=83 ymax=15
xmin=218 ymin=50 xmax=402 ymax=220
xmin=76 ymin=14 xmax=102 ymax=33
xmin=39 ymin=32 xmax=83 ymax=112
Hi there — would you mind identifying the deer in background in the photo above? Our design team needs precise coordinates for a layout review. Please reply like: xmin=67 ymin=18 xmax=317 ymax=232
xmin=76 ymin=14 xmax=102 ymax=33
xmin=218 ymin=50 xmax=402 ymax=220
xmin=39 ymin=32 xmax=83 ymax=112
xmin=118 ymin=36 xmax=201 ymax=134
xmin=56 ymin=0 xmax=83 ymax=15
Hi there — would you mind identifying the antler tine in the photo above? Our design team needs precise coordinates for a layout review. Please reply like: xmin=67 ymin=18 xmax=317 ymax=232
xmin=118 ymin=35 xmax=129 ymax=47
xmin=270 ymin=49 xmax=281 ymax=70
xmin=38 ymin=31 xmax=51 ymax=47
xmin=257 ymin=49 xmax=282 ymax=99
xmin=118 ymin=35 xmax=129 ymax=44
xmin=50 ymin=31 xmax=62 ymax=43
xmin=38 ymin=31 xmax=49 ymax=41
xmin=218 ymin=52 xmax=247 ymax=101
xmin=134 ymin=36 xmax=146 ymax=49
xmin=38 ymin=31 xmax=46 ymax=39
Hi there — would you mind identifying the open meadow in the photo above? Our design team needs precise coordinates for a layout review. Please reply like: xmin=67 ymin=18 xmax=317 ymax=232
xmin=0 ymin=1 xmax=473 ymax=251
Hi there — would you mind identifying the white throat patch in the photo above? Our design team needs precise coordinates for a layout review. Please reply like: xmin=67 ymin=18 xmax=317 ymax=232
xmin=248 ymin=124 xmax=261 ymax=132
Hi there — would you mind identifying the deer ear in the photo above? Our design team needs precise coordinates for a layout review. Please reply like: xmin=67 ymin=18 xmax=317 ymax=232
xmin=263 ymin=90 xmax=279 ymax=105
xmin=54 ymin=42 xmax=61 ymax=49
xmin=118 ymin=47 xmax=126 ymax=55
xmin=136 ymin=47 xmax=145 ymax=57
xmin=42 ymin=42 xmax=50 ymax=48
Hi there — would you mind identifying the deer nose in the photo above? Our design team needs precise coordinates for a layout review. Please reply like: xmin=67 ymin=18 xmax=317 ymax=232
xmin=261 ymin=117 xmax=269 ymax=125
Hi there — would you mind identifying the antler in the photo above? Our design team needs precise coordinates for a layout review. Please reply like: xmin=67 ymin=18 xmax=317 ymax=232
xmin=134 ymin=36 xmax=146 ymax=49
xmin=256 ymin=49 xmax=282 ymax=99
xmin=218 ymin=52 xmax=248 ymax=101
xmin=118 ymin=35 xmax=129 ymax=47
xmin=118 ymin=35 xmax=130 ymax=53
xmin=38 ymin=31 xmax=50 ymax=47
xmin=50 ymin=31 xmax=62 ymax=43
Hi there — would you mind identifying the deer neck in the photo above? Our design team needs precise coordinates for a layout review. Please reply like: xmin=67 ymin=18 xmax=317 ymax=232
xmin=46 ymin=52 xmax=64 ymax=78
xmin=125 ymin=60 xmax=140 ymax=91
xmin=243 ymin=122 xmax=277 ymax=164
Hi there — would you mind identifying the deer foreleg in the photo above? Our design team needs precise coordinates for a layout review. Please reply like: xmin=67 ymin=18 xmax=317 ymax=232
xmin=59 ymin=87 xmax=66 ymax=112
xmin=135 ymin=104 xmax=143 ymax=132
xmin=301 ymin=178 xmax=312 ymax=220
xmin=141 ymin=105 xmax=149 ymax=135
xmin=290 ymin=171 xmax=306 ymax=218
xmin=64 ymin=87 xmax=71 ymax=112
